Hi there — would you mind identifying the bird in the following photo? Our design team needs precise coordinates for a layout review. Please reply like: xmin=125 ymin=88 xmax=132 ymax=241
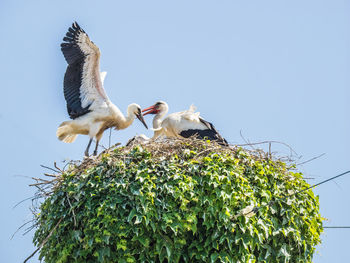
xmin=141 ymin=101 xmax=228 ymax=145
xmin=56 ymin=22 xmax=148 ymax=157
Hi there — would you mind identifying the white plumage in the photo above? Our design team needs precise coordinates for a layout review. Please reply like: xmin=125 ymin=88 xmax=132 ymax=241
xmin=56 ymin=22 xmax=148 ymax=156
xmin=142 ymin=101 xmax=228 ymax=145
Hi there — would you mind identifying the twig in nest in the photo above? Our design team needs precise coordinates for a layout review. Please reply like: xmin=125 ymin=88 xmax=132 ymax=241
xmin=240 ymin=130 xmax=255 ymax=151
xmin=23 ymin=223 xmax=39 ymax=236
xmin=195 ymin=146 xmax=223 ymax=159
xmin=23 ymin=217 xmax=63 ymax=263
xmin=44 ymin=173 xmax=57 ymax=178
xmin=31 ymin=177 xmax=51 ymax=184
xmin=54 ymin=162 xmax=63 ymax=173
xmin=296 ymin=153 xmax=326 ymax=166
xmin=13 ymin=196 xmax=37 ymax=209
xmin=11 ymin=219 xmax=35 ymax=240
xmin=13 ymin=174 xmax=33 ymax=180
xmin=30 ymin=182 xmax=51 ymax=187
xmin=40 ymin=165 xmax=60 ymax=174
xmin=236 ymin=140 xmax=298 ymax=158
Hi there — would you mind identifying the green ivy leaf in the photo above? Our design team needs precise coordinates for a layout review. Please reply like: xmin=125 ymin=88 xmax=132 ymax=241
xmin=32 ymin=143 xmax=323 ymax=263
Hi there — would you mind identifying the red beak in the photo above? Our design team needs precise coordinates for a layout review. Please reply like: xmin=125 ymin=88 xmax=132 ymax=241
xmin=142 ymin=105 xmax=158 ymax=116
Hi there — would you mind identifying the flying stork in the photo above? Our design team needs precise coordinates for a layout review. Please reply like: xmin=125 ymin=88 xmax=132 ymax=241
xmin=56 ymin=22 xmax=148 ymax=156
xmin=142 ymin=101 xmax=228 ymax=145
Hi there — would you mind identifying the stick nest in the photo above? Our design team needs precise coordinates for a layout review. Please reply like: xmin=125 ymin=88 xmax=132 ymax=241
xmin=31 ymin=137 xmax=296 ymax=201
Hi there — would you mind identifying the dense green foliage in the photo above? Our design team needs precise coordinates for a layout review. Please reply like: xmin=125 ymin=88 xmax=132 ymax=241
xmin=34 ymin=143 xmax=323 ymax=263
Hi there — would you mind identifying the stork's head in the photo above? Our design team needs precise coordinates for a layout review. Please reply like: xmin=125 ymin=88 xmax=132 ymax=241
xmin=128 ymin=103 xmax=148 ymax=129
xmin=142 ymin=101 xmax=168 ymax=116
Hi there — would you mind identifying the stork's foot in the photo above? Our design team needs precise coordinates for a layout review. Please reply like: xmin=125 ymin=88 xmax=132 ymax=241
xmin=93 ymin=150 xmax=98 ymax=156
xmin=84 ymin=150 xmax=90 ymax=157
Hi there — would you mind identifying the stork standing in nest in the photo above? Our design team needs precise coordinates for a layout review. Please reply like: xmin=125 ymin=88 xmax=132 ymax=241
xmin=57 ymin=22 xmax=148 ymax=156
xmin=141 ymin=101 xmax=228 ymax=145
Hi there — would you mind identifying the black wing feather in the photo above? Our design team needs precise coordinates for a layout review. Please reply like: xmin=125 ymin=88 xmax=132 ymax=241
xmin=61 ymin=22 xmax=91 ymax=119
xmin=179 ymin=118 xmax=228 ymax=146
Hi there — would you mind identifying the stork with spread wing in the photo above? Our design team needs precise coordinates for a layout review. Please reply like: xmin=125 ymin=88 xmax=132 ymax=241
xmin=57 ymin=22 xmax=148 ymax=156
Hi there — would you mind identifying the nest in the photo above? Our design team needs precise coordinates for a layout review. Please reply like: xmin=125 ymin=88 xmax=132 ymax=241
xmin=23 ymin=137 xmax=312 ymax=262
xmin=30 ymin=137 xmax=299 ymax=202
xmin=71 ymin=138 xmax=276 ymax=175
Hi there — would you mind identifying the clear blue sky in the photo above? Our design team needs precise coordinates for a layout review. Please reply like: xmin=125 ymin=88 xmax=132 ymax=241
xmin=0 ymin=1 xmax=349 ymax=262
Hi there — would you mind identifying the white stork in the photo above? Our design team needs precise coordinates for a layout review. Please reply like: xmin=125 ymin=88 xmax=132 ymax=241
xmin=142 ymin=101 xmax=228 ymax=145
xmin=56 ymin=22 xmax=148 ymax=156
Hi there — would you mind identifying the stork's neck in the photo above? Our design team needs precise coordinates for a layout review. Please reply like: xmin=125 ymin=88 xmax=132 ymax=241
xmin=107 ymin=102 xmax=135 ymax=130
xmin=125 ymin=112 xmax=135 ymax=127
xmin=153 ymin=108 xmax=168 ymax=129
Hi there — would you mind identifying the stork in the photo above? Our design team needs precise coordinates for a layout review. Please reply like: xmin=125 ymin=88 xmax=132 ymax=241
xmin=142 ymin=101 xmax=228 ymax=145
xmin=56 ymin=22 xmax=148 ymax=157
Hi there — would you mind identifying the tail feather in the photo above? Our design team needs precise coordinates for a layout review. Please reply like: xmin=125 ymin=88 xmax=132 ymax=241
xmin=56 ymin=121 xmax=77 ymax=143
xmin=62 ymin=134 xmax=77 ymax=143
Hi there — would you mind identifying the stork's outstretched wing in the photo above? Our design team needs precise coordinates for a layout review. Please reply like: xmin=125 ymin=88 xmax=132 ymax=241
xmin=61 ymin=22 xmax=109 ymax=119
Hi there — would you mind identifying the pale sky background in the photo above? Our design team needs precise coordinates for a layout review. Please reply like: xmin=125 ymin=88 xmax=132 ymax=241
xmin=0 ymin=1 xmax=349 ymax=262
